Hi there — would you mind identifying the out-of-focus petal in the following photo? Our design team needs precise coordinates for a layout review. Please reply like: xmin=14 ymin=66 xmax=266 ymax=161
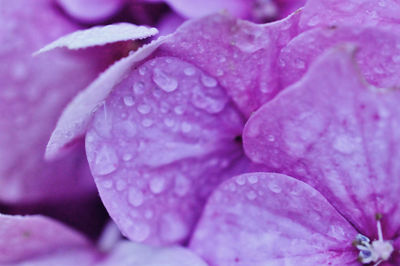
xmin=190 ymin=173 xmax=358 ymax=266
xmin=0 ymin=214 xmax=97 ymax=265
xmin=244 ymin=45 xmax=400 ymax=239
xmin=57 ymin=0 xmax=124 ymax=23
xmin=275 ymin=0 xmax=305 ymax=18
xmin=35 ymin=23 xmax=158 ymax=54
xmin=0 ymin=0 xmax=111 ymax=203
xmin=99 ymin=241 xmax=207 ymax=266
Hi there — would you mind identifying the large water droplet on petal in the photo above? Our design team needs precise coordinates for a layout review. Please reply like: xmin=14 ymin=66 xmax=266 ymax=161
xmin=153 ymin=68 xmax=178 ymax=92
xmin=93 ymin=145 xmax=118 ymax=175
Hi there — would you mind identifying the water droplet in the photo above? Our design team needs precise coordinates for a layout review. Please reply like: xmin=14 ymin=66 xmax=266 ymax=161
xmin=131 ymin=223 xmax=150 ymax=242
xmin=201 ymin=74 xmax=217 ymax=88
xmin=294 ymin=59 xmax=305 ymax=69
xmin=216 ymin=69 xmax=224 ymax=76
xmin=181 ymin=122 xmax=192 ymax=133
xmin=142 ymin=119 xmax=154 ymax=127
xmin=149 ymin=177 xmax=165 ymax=194
xmin=333 ymin=135 xmax=357 ymax=154
xmin=137 ymin=104 xmax=151 ymax=114
xmin=133 ymin=81 xmax=145 ymax=94
xmin=153 ymin=68 xmax=178 ymax=92
xmin=246 ymin=190 xmax=257 ymax=200
xmin=247 ymin=175 xmax=259 ymax=184
xmin=184 ymin=67 xmax=196 ymax=76
xmin=174 ymin=175 xmax=190 ymax=197
xmin=116 ymin=180 xmax=127 ymax=191
xmin=191 ymin=86 xmax=228 ymax=114
xmin=307 ymin=15 xmax=321 ymax=26
xmin=174 ymin=106 xmax=185 ymax=115
xmin=235 ymin=175 xmax=246 ymax=185
xmin=101 ymin=180 xmax=113 ymax=189
xmin=123 ymin=153 xmax=133 ymax=161
xmin=164 ymin=118 xmax=175 ymax=127
xmin=128 ymin=187 xmax=144 ymax=207
xmin=94 ymin=145 xmax=118 ymax=175
xmin=267 ymin=134 xmax=275 ymax=142
xmin=268 ymin=182 xmax=282 ymax=193
xmin=138 ymin=66 xmax=147 ymax=76
xmin=123 ymin=96 xmax=134 ymax=106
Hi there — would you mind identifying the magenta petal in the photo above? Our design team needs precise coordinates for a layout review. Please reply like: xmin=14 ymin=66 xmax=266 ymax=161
xmin=300 ymin=0 xmax=400 ymax=30
xmin=45 ymin=39 xmax=165 ymax=160
xmin=190 ymin=173 xmax=358 ymax=265
xmin=0 ymin=214 xmax=97 ymax=265
xmin=164 ymin=0 xmax=250 ymax=19
xmin=157 ymin=12 xmax=301 ymax=117
xmin=85 ymin=56 xmax=248 ymax=244
xmin=57 ymin=0 xmax=124 ymax=23
xmin=0 ymin=0 xmax=111 ymax=203
xmin=244 ymin=45 xmax=400 ymax=238
xmin=279 ymin=26 xmax=400 ymax=89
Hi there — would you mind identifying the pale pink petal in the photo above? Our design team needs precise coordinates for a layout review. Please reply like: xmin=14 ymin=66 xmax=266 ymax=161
xmin=190 ymin=173 xmax=358 ymax=266
xmin=35 ymin=23 xmax=158 ymax=54
xmin=244 ymin=45 xmax=400 ymax=238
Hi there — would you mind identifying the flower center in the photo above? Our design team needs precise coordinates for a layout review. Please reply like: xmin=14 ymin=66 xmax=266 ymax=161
xmin=353 ymin=216 xmax=394 ymax=265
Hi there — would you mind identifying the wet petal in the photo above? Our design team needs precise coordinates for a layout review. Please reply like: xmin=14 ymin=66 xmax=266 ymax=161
xmin=279 ymin=26 xmax=400 ymax=89
xmin=57 ymin=0 xmax=124 ymax=23
xmin=244 ymin=45 xmax=400 ymax=238
xmin=85 ymin=56 xmax=252 ymax=244
xmin=0 ymin=214 xmax=97 ymax=265
xmin=300 ymin=0 xmax=400 ymax=30
xmin=35 ymin=23 xmax=158 ymax=54
xmin=45 ymin=38 xmax=165 ymax=160
xmin=190 ymin=173 xmax=358 ymax=266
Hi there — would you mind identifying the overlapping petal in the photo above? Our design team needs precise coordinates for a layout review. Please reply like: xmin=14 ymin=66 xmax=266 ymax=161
xmin=244 ymin=45 xmax=400 ymax=239
xmin=190 ymin=173 xmax=358 ymax=266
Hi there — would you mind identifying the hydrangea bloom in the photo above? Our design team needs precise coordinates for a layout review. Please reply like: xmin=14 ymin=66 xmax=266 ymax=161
xmin=191 ymin=45 xmax=400 ymax=265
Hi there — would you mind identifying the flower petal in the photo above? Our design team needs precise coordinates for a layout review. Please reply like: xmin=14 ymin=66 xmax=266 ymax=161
xmin=57 ymin=0 xmax=124 ymax=23
xmin=244 ymin=45 xmax=400 ymax=238
xmin=0 ymin=214 xmax=97 ymax=265
xmin=45 ymin=38 xmax=165 ymax=160
xmin=190 ymin=173 xmax=358 ymax=265
xmin=279 ymin=26 xmax=400 ymax=89
xmin=99 ymin=241 xmax=207 ymax=266
xmin=35 ymin=23 xmax=158 ymax=54
xmin=85 ymin=56 xmax=254 ymax=244
xmin=300 ymin=0 xmax=400 ymax=29
xmin=0 ymin=0 xmax=110 ymax=203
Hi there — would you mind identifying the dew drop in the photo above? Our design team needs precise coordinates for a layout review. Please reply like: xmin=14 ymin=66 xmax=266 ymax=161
xmin=160 ymin=213 xmax=188 ymax=242
xmin=201 ymin=74 xmax=217 ymax=88
xmin=247 ymin=175 xmax=259 ymax=184
xmin=184 ymin=67 xmax=196 ymax=76
xmin=235 ymin=175 xmax=246 ymax=186
xmin=137 ymin=104 xmax=151 ymax=114
xmin=163 ymin=118 xmax=175 ymax=127
xmin=122 ymin=153 xmax=133 ymax=161
xmin=149 ymin=177 xmax=165 ymax=194
xmin=138 ymin=66 xmax=147 ymax=76
xmin=267 ymin=134 xmax=275 ymax=142
xmin=128 ymin=187 xmax=144 ymax=207
xmin=174 ymin=106 xmax=185 ymax=115
xmin=123 ymin=96 xmax=134 ymax=106
xmin=93 ymin=145 xmax=118 ymax=175
xmin=181 ymin=122 xmax=192 ymax=133
xmin=268 ymin=182 xmax=282 ymax=193
xmin=246 ymin=190 xmax=257 ymax=200
xmin=116 ymin=180 xmax=127 ymax=191
xmin=133 ymin=81 xmax=145 ymax=94
xmin=174 ymin=175 xmax=190 ymax=197
xmin=153 ymin=68 xmax=178 ymax=92
xmin=131 ymin=223 xmax=150 ymax=242
xmin=142 ymin=119 xmax=154 ymax=127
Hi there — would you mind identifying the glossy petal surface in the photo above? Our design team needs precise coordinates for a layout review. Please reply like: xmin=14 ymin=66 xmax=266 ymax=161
xmin=85 ymin=56 xmax=248 ymax=244
xmin=244 ymin=46 xmax=400 ymax=238
xmin=190 ymin=173 xmax=358 ymax=266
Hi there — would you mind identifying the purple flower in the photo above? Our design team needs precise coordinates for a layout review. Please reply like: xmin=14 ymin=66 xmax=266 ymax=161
xmin=0 ymin=214 xmax=206 ymax=265
xmin=191 ymin=45 xmax=400 ymax=265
